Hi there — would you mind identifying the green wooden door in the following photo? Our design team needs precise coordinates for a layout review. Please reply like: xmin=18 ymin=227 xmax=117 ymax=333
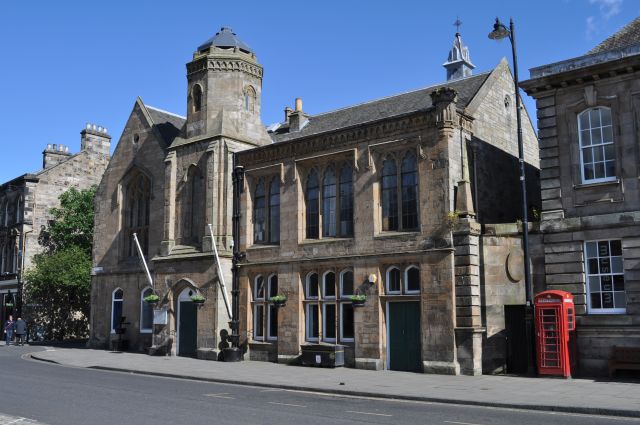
xmin=178 ymin=301 xmax=197 ymax=357
xmin=388 ymin=302 xmax=421 ymax=372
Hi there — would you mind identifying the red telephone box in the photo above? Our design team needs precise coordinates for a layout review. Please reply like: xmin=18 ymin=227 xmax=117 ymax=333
xmin=534 ymin=290 xmax=575 ymax=378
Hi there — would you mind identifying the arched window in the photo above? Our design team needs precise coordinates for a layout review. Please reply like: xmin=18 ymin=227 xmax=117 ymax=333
xmin=401 ymin=152 xmax=418 ymax=229
xmin=244 ymin=85 xmax=256 ymax=113
xmin=269 ymin=178 xmax=280 ymax=244
xmin=0 ymin=243 xmax=7 ymax=273
xmin=322 ymin=168 xmax=337 ymax=237
xmin=124 ymin=170 xmax=151 ymax=258
xmin=182 ymin=166 xmax=204 ymax=246
xmin=339 ymin=164 xmax=354 ymax=237
xmin=254 ymin=275 xmax=265 ymax=300
xmin=306 ymin=272 xmax=319 ymax=299
xmin=140 ymin=287 xmax=154 ymax=332
xmin=323 ymin=271 xmax=336 ymax=298
xmin=381 ymin=157 xmax=398 ymax=231
xmin=253 ymin=177 xmax=280 ymax=245
xmin=253 ymin=178 xmax=266 ymax=243
xmin=253 ymin=275 xmax=265 ymax=340
xmin=306 ymin=170 xmax=320 ymax=239
xmin=111 ymin=289 xmax=124 ymax=333
xmin=15 ymin=197 xmax=22 ymax=223
xmin=386 ymin=266 xmax=401 ymax=294
xmin=405 ymin=266 xmax=420 ymax=294
xmin=192 ymin=84 xmax=202 ymax=113
xmin=578 ymin=107 xmax=616 ymax=183
xmin=267 ymin=274 xmax=278 ymax=340
xmin=340 ymin=270 xmax=354 ymax=297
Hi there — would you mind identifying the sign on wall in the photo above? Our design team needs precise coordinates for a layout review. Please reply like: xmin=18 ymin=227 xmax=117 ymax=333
xmin=153 ymin=308 xmax=168 ymax=325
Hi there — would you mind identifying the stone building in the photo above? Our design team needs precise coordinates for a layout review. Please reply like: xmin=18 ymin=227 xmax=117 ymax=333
xmin=235 ymin=31 xmax=541 ymax=375
xmin=521 ymin=17 xmax=640 ymax=375
xmin=0 ymin=124 xmax=111 ymax=322
xmin=90 ymin=28 xmax=271 ymax=356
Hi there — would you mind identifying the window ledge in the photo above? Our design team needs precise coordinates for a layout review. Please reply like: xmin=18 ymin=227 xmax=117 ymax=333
xmin=573 ymin=179 xmax=620 ymax=190
xmin=299 ymin=237 xmax=354 ymax=245
xmin=374 ymin=231 xmax=420 ymax=240
xmin=249 ymin=340 xmax=275 ymax=346
xmin=247 ymin=244 xmax=280 ymax=251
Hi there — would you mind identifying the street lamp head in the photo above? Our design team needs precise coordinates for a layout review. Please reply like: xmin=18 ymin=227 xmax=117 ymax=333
xmin=488 ymin=18 xmax=510 ymax=40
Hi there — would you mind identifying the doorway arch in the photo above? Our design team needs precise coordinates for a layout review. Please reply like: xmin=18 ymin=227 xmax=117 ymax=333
xmin=176 ymin=287 xmax=198 ymax=357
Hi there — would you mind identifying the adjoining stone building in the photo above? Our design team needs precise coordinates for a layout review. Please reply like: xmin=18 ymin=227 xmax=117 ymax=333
xmin=521 ymin=17 xmax=640 ymax=376
xmin=235 ymin=31 xmax=541 ymax=375
xmin=90 ymin=28 xmax=271 ymax=356
xmin=0 ymin=124 xmax=111 ymax=322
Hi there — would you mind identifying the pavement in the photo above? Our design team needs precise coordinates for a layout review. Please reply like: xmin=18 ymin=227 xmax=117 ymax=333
xmin=28 ymin=346 xmax=640 ymax=419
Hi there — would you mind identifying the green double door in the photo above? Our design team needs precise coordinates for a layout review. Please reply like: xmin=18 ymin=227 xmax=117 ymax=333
xmin=178 ymin=301 xmax=197 ymax=357
xmin=388 ymin=302 xmax=421 ymax=372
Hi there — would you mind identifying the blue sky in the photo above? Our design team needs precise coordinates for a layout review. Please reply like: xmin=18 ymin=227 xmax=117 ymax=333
xmin=0 ymin=0 xmax=636 ymax=182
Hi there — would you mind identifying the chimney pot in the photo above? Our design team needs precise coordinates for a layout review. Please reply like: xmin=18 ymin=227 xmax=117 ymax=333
xmin=92 ymin=124 xmax=97 ymax=130
xmin=47 ymin=144 xmax=52 ymax=150
xmin=295 ymin=98 xmax=303 ymax=112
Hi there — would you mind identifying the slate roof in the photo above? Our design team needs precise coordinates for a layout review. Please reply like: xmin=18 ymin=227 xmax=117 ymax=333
xmin=588 ymin=17 xmax=640 ymax=54
xmin=197 ymin=27 xmax=253 ymax=54
xmin=146 ymin=105 xmax=185 ymax=146
xmin=270 ymin=71 xmax=490 ymax=143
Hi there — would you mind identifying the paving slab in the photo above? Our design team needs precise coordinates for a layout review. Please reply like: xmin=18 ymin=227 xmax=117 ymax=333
xmin=29 ymin=347 xmax=640 ymax=418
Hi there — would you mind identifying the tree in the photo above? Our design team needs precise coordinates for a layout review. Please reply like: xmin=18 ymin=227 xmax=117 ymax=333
xmin=26 ymin=186 xmax=96 ymax=340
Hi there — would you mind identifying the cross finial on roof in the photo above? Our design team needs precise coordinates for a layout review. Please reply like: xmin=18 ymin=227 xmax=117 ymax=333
xmin=454 ymin=17 xmax=462 ymax=35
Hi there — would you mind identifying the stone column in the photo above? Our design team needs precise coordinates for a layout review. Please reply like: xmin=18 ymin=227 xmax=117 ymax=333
xmin=453 ymin=218 xmax=484 ymax=375
xmin=161 ymin=151 xmax=177 ymax=256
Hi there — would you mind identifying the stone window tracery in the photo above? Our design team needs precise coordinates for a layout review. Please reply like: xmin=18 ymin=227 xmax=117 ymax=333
xmin=305 ymin=163 xmax=354 ymax=240
xmin=253 ymin=177 xmax=280 ymax=244
xmin=123 ymin=169 xmax=151 ymax=258
xmin=381 ymin=152 xmax=419 ymax=232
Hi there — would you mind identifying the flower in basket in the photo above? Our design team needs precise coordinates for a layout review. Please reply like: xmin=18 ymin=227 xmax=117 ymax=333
xmin=191 ymin=294 xmax=206 ymax=303
xmin=143 ymin=294 xmax=160 ymax=303
xmin=5 ymin=303 xmax=14 ymax=308
xmin=270 ymin=295 xmax=287 ymax=305
xmin=350 ymin=294 xmax=366 ymax=306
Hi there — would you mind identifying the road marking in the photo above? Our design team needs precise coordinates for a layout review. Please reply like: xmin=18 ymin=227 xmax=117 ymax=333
xmin=204 ymin=393 xmax=235 ymax=399
xmin=260 ymin=389 xmax=284 ymax=393
xmin=268 ymin=402 xmax=306 ymax=408
xmin=444 ymin=421 xmax=483 ymax=425
xmin=346 ymin=410 xmax=392 ymax=417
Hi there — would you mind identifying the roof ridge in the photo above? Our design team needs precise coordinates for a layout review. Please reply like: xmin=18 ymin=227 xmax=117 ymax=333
xmin=307 ymin=71 xmax=491 ymax=119
xmin=146 ymin=105 xmax=186 ymax=120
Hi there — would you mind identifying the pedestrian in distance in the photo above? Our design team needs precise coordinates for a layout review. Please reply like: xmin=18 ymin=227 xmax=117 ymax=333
xmin=3 ymin=315 xmax=15 ymax=346
xmin=14 ymin=317 xmax=26 ymax=346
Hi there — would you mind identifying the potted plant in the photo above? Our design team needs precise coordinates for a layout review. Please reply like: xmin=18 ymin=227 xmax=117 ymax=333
xmin=270 ymin=294 xmax=287 ymax=308
xmin=350 ymin=294 xmax=366 ymax=307
xmin=191 ymin=294 xmax=206 ymax=304
xmin=143 ymin=294 xmax=160 ymax=306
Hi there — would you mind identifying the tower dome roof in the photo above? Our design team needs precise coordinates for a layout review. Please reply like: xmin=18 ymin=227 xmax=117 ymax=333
xmin=197 ymin=27 xmax=253 ymax=54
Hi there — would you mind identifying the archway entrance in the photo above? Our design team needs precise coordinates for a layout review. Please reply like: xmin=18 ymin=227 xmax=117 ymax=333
xmin=177 ymin=287 xmax=198 ymax=357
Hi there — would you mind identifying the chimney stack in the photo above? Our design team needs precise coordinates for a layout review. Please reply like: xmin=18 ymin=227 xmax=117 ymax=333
xmin=289 ymin=98 xmax=308 ymax=132
xmin=42 ymin=143 xmax=72 ymax=169
xmin=80 ymin=122 xmax=112 ymax=157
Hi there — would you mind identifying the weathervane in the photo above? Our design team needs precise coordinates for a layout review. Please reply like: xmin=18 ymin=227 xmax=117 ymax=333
xmin=454 ymin=17 xmax=462 ymax=35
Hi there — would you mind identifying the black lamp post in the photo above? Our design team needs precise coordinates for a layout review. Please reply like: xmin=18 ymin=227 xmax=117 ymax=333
xmin=488 ymin=17 xmax=536 ymax=376
xmin=222 ymin=156 xmax=245 ymax=362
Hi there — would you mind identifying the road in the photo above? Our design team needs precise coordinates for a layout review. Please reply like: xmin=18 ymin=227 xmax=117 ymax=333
xmin=0 ymin=345 xmax=638 ymax=425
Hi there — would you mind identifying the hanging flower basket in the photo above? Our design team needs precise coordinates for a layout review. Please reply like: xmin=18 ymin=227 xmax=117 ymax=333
xmin=5 ymin=303 xmax=14 ymax=308
xmin=270 ymin=295 xmax=287 ymax=308
xmin=191 ymin=294 xmax=206 ymax=304
xmin=350 ymin=295 xmax=366 ymax=307
xmin=143 ymin=294 xmax=160 ymax=306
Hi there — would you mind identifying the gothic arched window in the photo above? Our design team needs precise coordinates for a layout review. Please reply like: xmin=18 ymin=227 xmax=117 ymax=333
xmin=253 ymin=178 xmax=266 ymax=243
xmin=124 ymin=170 xmax=151 ymax=258
xmin=111 ymin=288 xmax=124 ymax=333
xmin=253 ymin=177 xmax=280 ymax=245
xmin=381 ymin=157 xmax=398 ymax=231
xmin=339 ymin=164 xmax=354 ymax=237
xmin=322 ymin=167 xmax=337 ymax=237
xmin=182 ymin=166 xmax=204 ymax=246
xmin=192 ymin=84 xmax=203 ymax=113
xmin=244 ymin=85 xmax=256 ymax=113
xmin=401 ymin=152 xmax=418 ymax=229
xmin=306 ymin=170 xmax=320 ymax=239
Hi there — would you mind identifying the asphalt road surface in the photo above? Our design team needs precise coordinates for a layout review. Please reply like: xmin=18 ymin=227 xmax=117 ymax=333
xmin=0 ymin=345 xmax=638 ymax=425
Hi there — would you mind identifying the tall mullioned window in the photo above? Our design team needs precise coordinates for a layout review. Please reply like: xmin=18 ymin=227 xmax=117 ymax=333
xmin=124 ymin=170 xmax=151 ymax=258
xmin=304 ymin=269 xmax=355 ymax=343
xmin=252 ymin=274 xmax=279 ymax=341
xmin=140 ymin=287 xmax=154 ymax=332
xmin=578 ymin=107 xmax=616 ymax=183
xmin=253 ymin=177 xmax=280 ymax=244
xmin=381 ymin=152 xmax=419 ymax=232
xmin=111 ymin=288 xmax=124 ymax=333
xmin=305 ymin=164 xmax=354 ymax=240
